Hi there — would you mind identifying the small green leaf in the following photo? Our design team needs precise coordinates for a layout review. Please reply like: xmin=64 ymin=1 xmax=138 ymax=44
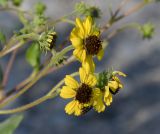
xmin=0 ymin=114 xmax=24 ymax=134
xmin=0 ymin=0 xmax=8 ymax=6
xmin=26 ymin=42 xmax=41 ymax=68
xmin=0 ymin=31 xmax=6 ymax=44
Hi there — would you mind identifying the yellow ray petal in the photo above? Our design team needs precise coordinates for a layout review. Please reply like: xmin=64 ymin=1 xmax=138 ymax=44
xmin=65 ymin=100 xmax=77 ymax=115
xmin=104 ymin=93 xmax=112 ymax=106
xmin=104 ymin=86 xmax=110 ymax=97
xmin=82 ymin=55 xmax=95 ymax=73
xmin=79 ymin=67 xmax=87 ymax=83
xmin=64 ymin=75 xmax=79 ymax=89
xmin=93 ymin=88 xmax=105 ymax=113
xmin=108 ymin=81 xmax=119 ymax=90
xmin=113 ymin=71 xmax=127 ymax=77
xmin=84 ymin=16 xmax=92 ymax=36
xmin=75 ymin=18 xmax=85 ymax=36
xmin=97 ymin=48 xmax=104 ymax=61
xmin=81 ymin=49 xmax=86 ymax=62
xmin=84 ymin=74 xmax=97 ymax=87
xmin=73 ymin=48 xmax=85 ymax=62
xmin=70 ymin=37 xmax=83 ymax=49
xmin=60 ymin=86 xmax=76 ymax=99
xmin=74 ymin=101 xmax=82 ymax=116
xmin=70 ymin=27 xmax=82 ymax=39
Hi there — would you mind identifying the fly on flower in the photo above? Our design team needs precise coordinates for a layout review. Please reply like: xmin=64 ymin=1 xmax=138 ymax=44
xmin=70 ymin=16 xmax=104 ymax=73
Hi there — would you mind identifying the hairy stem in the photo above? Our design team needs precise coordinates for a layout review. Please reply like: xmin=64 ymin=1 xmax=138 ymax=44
xmin=0 ymin=46 xmax=74 ymax=108
xmin=0 ymin=72 xmax=79 ymax=114
xmin=2 ymin=50 xmax=18 ymax=88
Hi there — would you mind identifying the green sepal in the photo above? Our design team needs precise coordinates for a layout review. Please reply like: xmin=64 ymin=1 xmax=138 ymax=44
xmin=96 ymin=70 xmax=113 ymax=89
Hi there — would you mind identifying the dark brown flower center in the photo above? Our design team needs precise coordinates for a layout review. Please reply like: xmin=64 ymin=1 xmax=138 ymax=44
xmin=75 ymin=83 xmax=92 ymax=104
xmin=84 ymin=35 xmax=102 ymax=55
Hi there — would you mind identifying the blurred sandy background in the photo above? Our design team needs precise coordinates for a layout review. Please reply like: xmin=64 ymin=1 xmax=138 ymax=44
xmin=0 ymin=0 xmax=160 ymax=134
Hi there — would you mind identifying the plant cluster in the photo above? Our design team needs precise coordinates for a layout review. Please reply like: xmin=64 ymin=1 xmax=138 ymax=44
xmin=0 ymin=0 xmax=157 ymax=116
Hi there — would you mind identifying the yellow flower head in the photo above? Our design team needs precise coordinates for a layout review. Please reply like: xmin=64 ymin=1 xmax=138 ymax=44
xmin=60 ymin=67 xmax=100 ymax=116
xmin=93 ymin=71 xmax=126 ymax=113
xmin=70 ymin=16 xmax=104 ymax=72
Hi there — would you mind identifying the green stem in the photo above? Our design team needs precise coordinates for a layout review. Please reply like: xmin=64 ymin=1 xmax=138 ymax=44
xmin=51 ymin=45 xmax=74 ymax=65
xmin=0 ymin=6 xmax=33 ymax=16
xmin=0 ymin=33 xmax=39 ymax=58
xmin=107 ymin=22 xmax=141 ymax=39
xmin=0 ymin=45 xmax=74 ymax=108
xmin=0 ymin=72 xmax=79 ymax=114
xmin=48 ymin=10 xmax=77 ymax=26
xmin=47 ymin=72 xmax=79 ymax=96
xmin=0 ymin=95 xmax=50 ymax=114
xmin=60 ymin=18 xmax=75 ymax=25
xmin=15 ymin=33 xmax=39 ymax=40
xmin=0 ymin=41 xmax=24 ymax=58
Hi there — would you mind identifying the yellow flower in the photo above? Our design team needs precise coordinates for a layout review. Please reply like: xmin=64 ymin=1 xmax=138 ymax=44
xmin=93 ymin=71 xmax=126 ymax=113
xmin=70 ymin=16 xmax=104 ymax=72
xmin=60 ymin=67 xmax=99 ymax=116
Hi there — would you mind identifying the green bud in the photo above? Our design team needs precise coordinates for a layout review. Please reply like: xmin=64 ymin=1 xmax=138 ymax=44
xmin=34 ymin=2 xmax=46 ymax=15
xmin=140 ymin=23 xmax=155 ymax=39
xmin=75 ymin=2 xmax=87 ymax=14
xmin=12 ymin=0 xmax=23 ymax=6
xmin=75 ymin=2 xmax=101 ymax=19
xmin=85 ymin=7 xmax=101 ymax=18
xmin=38 ymin=28 xmax=57 ymax=52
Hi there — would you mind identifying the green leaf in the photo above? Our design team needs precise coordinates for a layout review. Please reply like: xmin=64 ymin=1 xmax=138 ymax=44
xmin=0 ymin=114 xmax=24 ymax=134
xmin=26 ymin=42 xmax=41 ymax=68
xmin=0 ymin=0 xmax=8 ymax=6
xmin=0 ymin=31 xmax=6 ymax=44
